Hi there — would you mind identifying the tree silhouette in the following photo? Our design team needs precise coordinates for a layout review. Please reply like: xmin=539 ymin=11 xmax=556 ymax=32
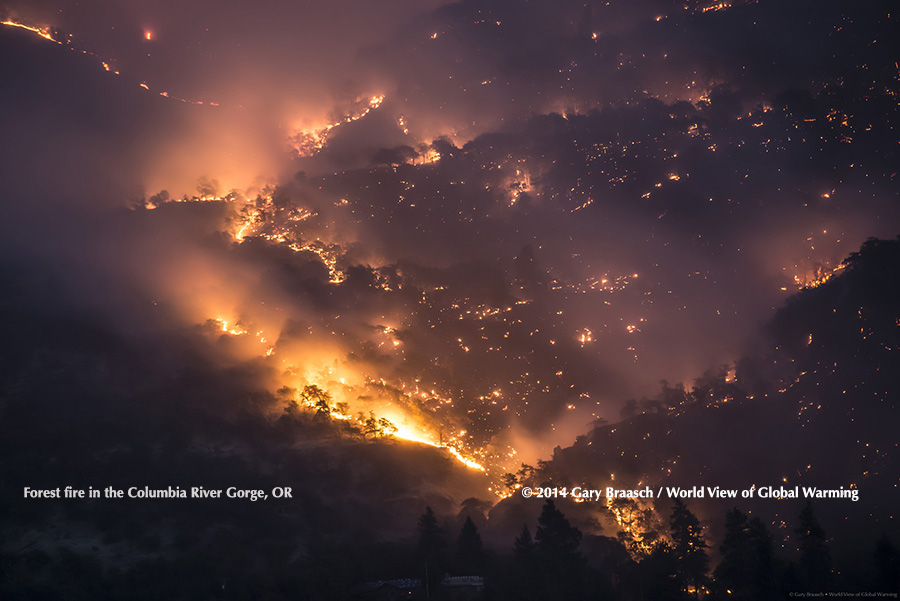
xmin=377 ymin=417 xmax=397 ymax=437
xmin=796 ymin=502 xmax=833 ymax=590
xmin=283 ymin=399 xmax=301 ymax=418
xmin=714 ymin=508 xmax=777 ymax=600
xmin=300 ymin=385 xmax=332 ymax=415
xmin=535 ymin=500 xmax=581 ymax=560
xmin=358 ymin=411 xmax=396 ymax=439
xmin=639 ymin=544 xmax=689 ymax=601
xmin=516 ymin=463 xmax=536 ymax=484
xmin=872 ymin=536 xmax=899 ymax=592
xmin=609 ymin=497 xmax=663 ymax=555
xmin=534 ymin=500 xmax=585 ymax=596
xmin=455 ymin=516 xmax=484 ymax=575
xmin=670 ymin=499 xmax=709 ymax=593
xmin=417 ymin=507 xmax=445 ymax=552
xmin=371 ymin=145 xmax=417 ymax=166
xmin=510 ymin=524 xmax=538 ymax=601
xmin=416 ymin=506 xmax=446 ymax=590
xmin=514 ymin=524 xmax=535 ymax=564
xmin=620 ymin=398 xmax=639 ymax=418
xmin=359 ymin=412 xmax=375 ymax=438
xmin=500 ymin=472 xmax=518 ymax=494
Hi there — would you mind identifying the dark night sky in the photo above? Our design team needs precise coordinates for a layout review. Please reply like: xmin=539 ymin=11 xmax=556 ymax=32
xmin=0 ymin=0 xmax=898 ymax=580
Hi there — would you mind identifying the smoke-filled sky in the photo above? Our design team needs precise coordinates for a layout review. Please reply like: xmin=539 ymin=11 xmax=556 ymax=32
xmin=1 ymin=0 xmax=898 ymax=480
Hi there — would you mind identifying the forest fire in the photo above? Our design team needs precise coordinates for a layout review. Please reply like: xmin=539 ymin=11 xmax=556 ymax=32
xmin=793 ymin=263 xmax=847 ymax=289
xmin=288 ymin=94 xmax=386 ymax=157
xmin=391 ymin=423 xmax=486 ymax=471
xmin=204 ymin=296 xmax=489 ymax=472
xmin=1 ymin=0 xmax=897 ymax=597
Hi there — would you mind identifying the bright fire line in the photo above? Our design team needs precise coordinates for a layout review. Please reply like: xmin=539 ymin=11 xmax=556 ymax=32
xmin=392 ymin=423 xmax=485 ymax=471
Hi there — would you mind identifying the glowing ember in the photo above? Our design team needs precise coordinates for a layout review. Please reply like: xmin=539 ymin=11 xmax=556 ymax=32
xmin=577 ymin=328 xmax=593 ymax=346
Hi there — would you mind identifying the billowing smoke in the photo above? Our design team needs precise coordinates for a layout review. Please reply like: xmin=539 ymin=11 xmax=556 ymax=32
xmin=1 ymin=0 xmax=897 ymax=483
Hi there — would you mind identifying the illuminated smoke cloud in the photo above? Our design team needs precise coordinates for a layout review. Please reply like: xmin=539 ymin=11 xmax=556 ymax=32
xmin=1 ymin=0 xmax=897 ymax=488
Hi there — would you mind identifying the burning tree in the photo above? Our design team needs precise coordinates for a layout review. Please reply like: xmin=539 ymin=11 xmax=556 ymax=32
xmin=300 ymin=385 xmax=332 ymax=415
